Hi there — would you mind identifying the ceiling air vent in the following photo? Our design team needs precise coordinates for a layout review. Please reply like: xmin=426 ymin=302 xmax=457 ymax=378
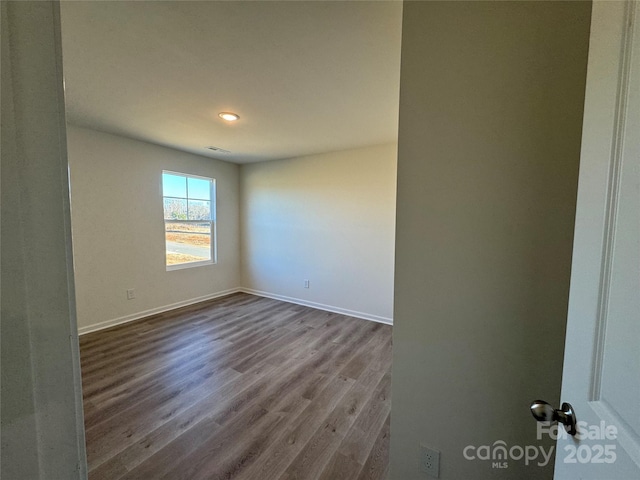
xmin=205 ymin=146 xmax=230 ymax=153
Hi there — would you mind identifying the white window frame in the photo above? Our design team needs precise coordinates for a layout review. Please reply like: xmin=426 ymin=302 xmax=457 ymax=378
xmin=162 ymin=170 xmax=217 ymax=271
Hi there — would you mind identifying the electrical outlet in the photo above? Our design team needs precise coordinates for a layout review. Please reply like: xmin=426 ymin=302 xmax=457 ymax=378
xmin=420 ymin=444 xmax=440 ymax=478
xmin=304 ymin=279 xmax=310 ymax=288
xmin=126 ymin=288 xmax=136 ymax=300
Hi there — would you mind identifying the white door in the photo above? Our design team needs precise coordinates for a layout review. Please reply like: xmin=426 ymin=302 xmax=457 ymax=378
xmin=551 ymin=1 xmax=640 ymax=478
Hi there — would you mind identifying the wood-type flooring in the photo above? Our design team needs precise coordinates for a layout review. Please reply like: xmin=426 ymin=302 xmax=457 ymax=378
xmin=80 ymin=293 xmax=392 ymax=480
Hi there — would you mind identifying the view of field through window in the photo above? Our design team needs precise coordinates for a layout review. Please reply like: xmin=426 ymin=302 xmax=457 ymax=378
xmin=162 ymin=172 xmax=215 ymax=267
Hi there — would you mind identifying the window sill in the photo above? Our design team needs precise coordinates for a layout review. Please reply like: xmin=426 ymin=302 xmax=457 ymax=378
xmin=166 ymin=260 xmax=215 ymax=271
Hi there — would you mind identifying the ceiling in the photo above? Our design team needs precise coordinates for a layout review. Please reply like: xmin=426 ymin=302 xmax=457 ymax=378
xmin=59 ymin=1 xmax=403 ymax=164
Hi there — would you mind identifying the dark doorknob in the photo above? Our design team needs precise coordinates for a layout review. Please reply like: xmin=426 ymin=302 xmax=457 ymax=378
xmin=530 ymin=400 xmax=577 ymax=436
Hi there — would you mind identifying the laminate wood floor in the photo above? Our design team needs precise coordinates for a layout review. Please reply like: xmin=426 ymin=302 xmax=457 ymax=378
xmin=80 ymin=293 xmax=392 ymax=480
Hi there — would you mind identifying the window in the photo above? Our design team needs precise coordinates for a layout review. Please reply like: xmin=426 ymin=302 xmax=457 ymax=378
xmin=162 ymin=171 xmax=216 ymax=269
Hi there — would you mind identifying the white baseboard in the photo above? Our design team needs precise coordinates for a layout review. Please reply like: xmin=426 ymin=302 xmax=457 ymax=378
xmin=239 ymin=288 xmax=393 ymax=326
xmin=78 ymin=286 xmax=393 ymax=335
xmin=77 ymin=288 xmax=242 ymax=335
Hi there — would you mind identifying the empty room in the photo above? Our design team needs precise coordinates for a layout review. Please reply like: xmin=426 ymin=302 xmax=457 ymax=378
xmin=3 ymin=1 xmax=638 ymax=480
xmin=61 ymin=1 xmax=400 ymax=479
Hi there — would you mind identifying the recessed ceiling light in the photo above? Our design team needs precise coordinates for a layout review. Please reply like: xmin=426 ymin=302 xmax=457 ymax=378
xmin=218 ymin=112 xmax=240 ymax=122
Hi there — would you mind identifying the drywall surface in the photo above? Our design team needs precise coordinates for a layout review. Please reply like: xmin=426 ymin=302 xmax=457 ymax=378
xmin=1 ymin=1 xmax=87 ymax=477
xmin=241 ymin=144 xmax=397 ymax=323
xmin=67 ymin=126 xmax=240 ymax=332
xmin=390 ymin=1 xmax=591 ymax=479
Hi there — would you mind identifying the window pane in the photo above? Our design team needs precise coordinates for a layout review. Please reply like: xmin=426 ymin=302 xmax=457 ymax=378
xmin=188 ymin=177 xmax=210 ymax=200
xmin=162 ymin=173 xmax=187 ymax=198
xmin=188 ymin=200 xmax=210 ymax=220
xmin=165 ymin=222 xmax=211 ymax=265
xmin=163 ymin=198 xmax=187 ymax=220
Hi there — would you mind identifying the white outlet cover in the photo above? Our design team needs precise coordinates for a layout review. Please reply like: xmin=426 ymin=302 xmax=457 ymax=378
xmin=419 ymin=444 xmax=440 ymax=478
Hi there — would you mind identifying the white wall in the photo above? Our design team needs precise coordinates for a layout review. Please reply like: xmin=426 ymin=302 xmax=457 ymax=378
xmin=67 ymin=126 xmax=241 ymax=333
xmin=241 ymin=144 xmax=397 ymax=323
xmin=390 ymin=1 xmax=591 ymax=479
xmin=1 ymin=1 xmax=87 ymax=477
